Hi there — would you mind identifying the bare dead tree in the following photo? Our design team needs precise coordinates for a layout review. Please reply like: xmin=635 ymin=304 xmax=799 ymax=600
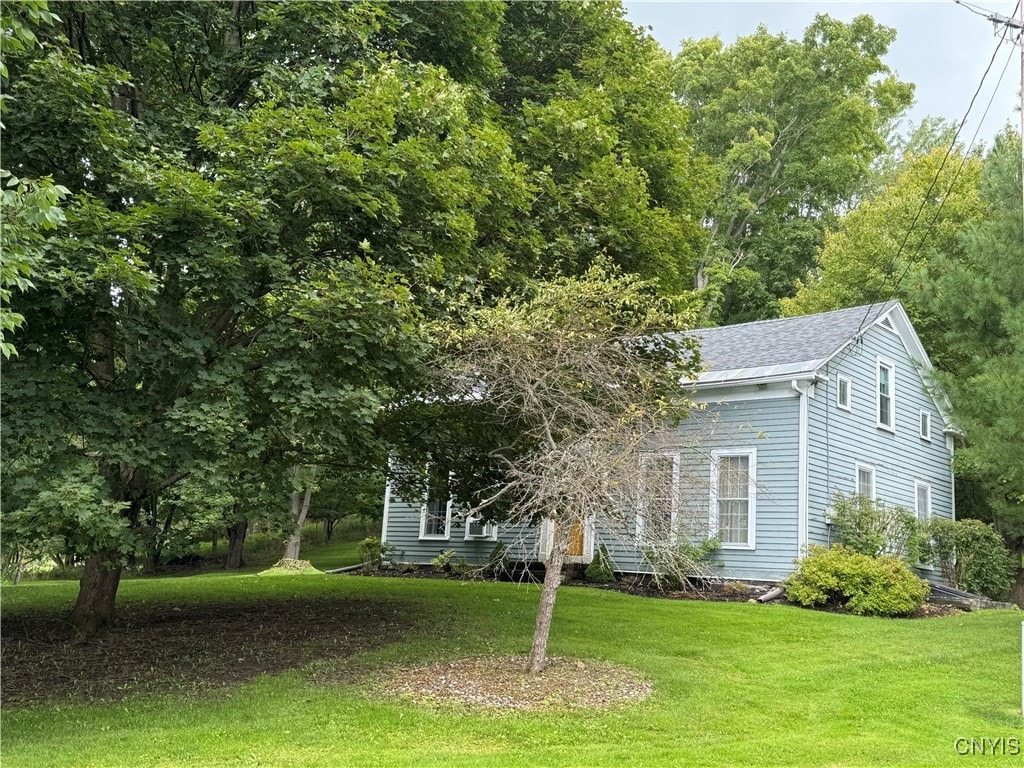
xmin=436 ymin=266 xmax=710 ymax=674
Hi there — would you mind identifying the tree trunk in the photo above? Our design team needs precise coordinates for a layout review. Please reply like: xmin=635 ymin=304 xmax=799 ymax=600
xmin=324 ymin=518 xmax=336 ymax=543
xmin=283 ymin=488 xmax=312 ymax=560
xmin=526 ymin=519 xmax=569 ymax=674
xmin=211 ymin=528 xmax=219 ymax=556
xmin=225 ymin=519 xmax=248 ymax=569
xmin=69 ymin=555 xmax=122 ymax=640
xmin=1009 ymin=542 xmax=1024 ymax=608
xmin=143 ymin=547 xmax=160 ymax=574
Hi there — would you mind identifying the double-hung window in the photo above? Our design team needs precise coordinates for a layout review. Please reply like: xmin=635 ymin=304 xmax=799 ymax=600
xmin=419 ymin=469 xmax=452 ymax=540
xmin=919 ymin=410 xmax=932 ymax=441
xmin=710 ymin=450 xmax=756 ymax=548
xmin=637 ymin=453 xmax=679 ymax=541
xmin=876 ymin=357 xmax=896 ymax=431
xmin=836 ymin=375 xmax=852 ymax=411
xmin=856 ymin=463 xmax=876 ymax=500
xmin=915 ymin=481 xmax=932 ymax=522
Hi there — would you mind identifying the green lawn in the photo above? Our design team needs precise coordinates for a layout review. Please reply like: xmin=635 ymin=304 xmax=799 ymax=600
xmin=2 ymin=574 xmax=1022 ymax=767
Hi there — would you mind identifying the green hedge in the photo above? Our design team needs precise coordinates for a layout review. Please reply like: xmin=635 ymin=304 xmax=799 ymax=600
xmin=785 ymin=545 xmax=929 ymax=617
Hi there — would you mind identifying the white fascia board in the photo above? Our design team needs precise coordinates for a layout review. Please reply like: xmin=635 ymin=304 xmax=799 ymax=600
xmin=693 ymin=379 xmax=802 ymax=404
xmin=692 ymin=366 xmax=823 ymax=390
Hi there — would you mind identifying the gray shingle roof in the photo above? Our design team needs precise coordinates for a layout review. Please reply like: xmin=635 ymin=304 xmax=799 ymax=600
xmin=684 ymin=302 xmax=900 ymax=384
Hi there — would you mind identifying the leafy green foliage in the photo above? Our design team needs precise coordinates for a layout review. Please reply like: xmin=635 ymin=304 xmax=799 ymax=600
xmin=922 ymin=130 xmax=1024 ymax=603
xmin=430 ymin=549 xmax=470 ymax=575
xmin=782 ymin=144 xmax=983 ymax=368
xmin=785 ymin=545 xmax=929 ymax=617
xmin=1 ymin=1 xmax=539 ymax=619
xmin=0 ymin=171 xmax=69 ymax=357
xmin=2 ymin=458 xmax=135 ymax=563
xmin=675 ymin=14 xmax=914 ymax=322
xmin=356 ymin=537 xmax=392 ymax=575
xmin=492 ymin=1 xmax=711 ymax=293
xmin=0 ymin=1 xmax=68 ymax=359
xmin=828 ymin=493 xmax=927 ymax=564
xmin=643 ymin=538 xmax=720 ymax=591
xmin=927 ymin=518 xmax=1013 ymax=601
xmin=584 ymin=543 xmax=617 ymax=584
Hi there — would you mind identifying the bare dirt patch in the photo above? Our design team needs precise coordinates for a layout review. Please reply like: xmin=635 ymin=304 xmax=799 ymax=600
xmin=1 ymin=596 xmax=413 ymax=708
xmin=376 ymin=655 xmax=652 ymax=711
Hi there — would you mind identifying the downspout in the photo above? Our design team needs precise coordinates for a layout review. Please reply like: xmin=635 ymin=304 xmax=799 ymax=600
xmin=791 ymin=379 xmax=811 ymax=558
xmin=380 ymin=478 xmax=391 ymax=544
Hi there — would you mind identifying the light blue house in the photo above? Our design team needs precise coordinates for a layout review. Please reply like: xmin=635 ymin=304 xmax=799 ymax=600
xmin=381 ymin=301 xmax=955 ymax=584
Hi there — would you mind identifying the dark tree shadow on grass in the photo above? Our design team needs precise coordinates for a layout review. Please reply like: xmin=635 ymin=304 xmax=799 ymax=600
xmin=1 ymin=596 xmax=417 ymax=707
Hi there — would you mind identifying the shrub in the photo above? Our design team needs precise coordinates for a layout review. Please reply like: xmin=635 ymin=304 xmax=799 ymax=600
xmin=430 ymin=549 xmax=470 ymax=575
xmin=784 ymin=545 xmax=929 ymax=617
xmin=927 ymin=518 xmax=1013 ymax=600
xmin=357 ymin=537 xmax=382 ymax=574
xmin=829 ymin=493 xmax=927 ymax=563
xmin=643 ymin=538 xmax=719 ymax=591
xmin=584 ymin=543 xmax=616 ymax=584
xmin=356 ymin=537 xmax=395 ymax=574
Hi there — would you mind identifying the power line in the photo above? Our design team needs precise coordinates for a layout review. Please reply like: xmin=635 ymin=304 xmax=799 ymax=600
xmin=853 ymin=1 xmax=1019 ymax=338
xmin=955 ymin=0 xmax=999 ymax=18
xmin=878 ymin=29 xmax=1017 ymax=312
xmin=955 ymin=0 xmax=1023 ymax=28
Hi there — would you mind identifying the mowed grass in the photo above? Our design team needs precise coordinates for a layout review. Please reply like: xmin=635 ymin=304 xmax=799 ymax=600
xmin=2 ymin=574 xmax=1022 ymax=768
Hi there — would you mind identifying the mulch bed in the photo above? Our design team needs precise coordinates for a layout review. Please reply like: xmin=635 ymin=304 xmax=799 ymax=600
xmin=369 ymin=566 xmax=970 ymax=617
xmin=1 ymin=596 xmax=413 ymax=709
xmin=375 ymin=655 xmax=652 ymax=711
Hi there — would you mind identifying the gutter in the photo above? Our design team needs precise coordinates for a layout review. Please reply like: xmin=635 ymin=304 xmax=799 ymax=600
xmin=693 ymin=371 xmax=821 ymax=389
xmin=791 ymin=378 xmax=814 ymax=557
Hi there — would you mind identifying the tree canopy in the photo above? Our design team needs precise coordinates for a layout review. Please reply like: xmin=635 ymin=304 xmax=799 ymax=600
xmin=1 ymin=0 xmax=716 ymax=636
xmin=782 ymin=140 xmax=984 ymax=368
xmin=920 ymin=131 xmax=1024 ymax=603
xmin=674 ymin=14 xmax=914 ymax=323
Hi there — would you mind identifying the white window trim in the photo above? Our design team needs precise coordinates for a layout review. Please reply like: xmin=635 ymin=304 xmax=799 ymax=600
xmin=539 ymin=517 xmax=594 ymax=564
xmin=419 ymin=470 xmax=453 ymax=540
xmin=876 ymin=356 xmax=896 ymax=432
xmin=836 ymin=374 xmax=852 ymax=411
xmin=915 ymin=480 xmax=932 ymax=521
xmin=463 ymin=514 xmax=498 ymax=542
xmin=919 ymin=410 xmax=932 ymax=441
xmin=855 ymin=461 xmax=876 ymax=501
xmin=636 ymin=452 xmax=681 ymax=542
xmin=710 ymin=448 xmax=757 ymax=550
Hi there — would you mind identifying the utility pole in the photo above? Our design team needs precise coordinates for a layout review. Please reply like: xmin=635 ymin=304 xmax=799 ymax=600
xmin=961 ymin=0 xmax=1024 ymax=227
xmin=990 ymin=2 xmax=1024 ymax=226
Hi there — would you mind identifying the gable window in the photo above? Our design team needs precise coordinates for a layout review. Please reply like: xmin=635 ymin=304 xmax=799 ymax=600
xmin=855 ymin=462 xmax=876 ymax=500
xmin=464 ymin=515 xmax=497 ymax=541
xmin=710 ymin=449 xmax=756 ymax=549
xmin=919 ymin=410 xmax=932 ymax=441
xmin=915 ymin=481 xmax=931 ymax=521
xmin=637 ymin=453 xmax=679 ymax=540
xmin=836 ymin=375 xmax=852 ymax=411
xmin=876 ymin=358 xmax=895 ymax=431
xmin=419 ymin=470 xmax=452 ymax=540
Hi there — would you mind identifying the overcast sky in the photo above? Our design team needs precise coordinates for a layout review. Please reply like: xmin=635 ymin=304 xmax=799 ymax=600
xmin=624 ymin=0 xmax=1021 ymax=147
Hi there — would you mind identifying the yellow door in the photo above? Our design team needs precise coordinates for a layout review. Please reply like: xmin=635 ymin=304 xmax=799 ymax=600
xmin=567 ymin=520 xmax=585 ymax=557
